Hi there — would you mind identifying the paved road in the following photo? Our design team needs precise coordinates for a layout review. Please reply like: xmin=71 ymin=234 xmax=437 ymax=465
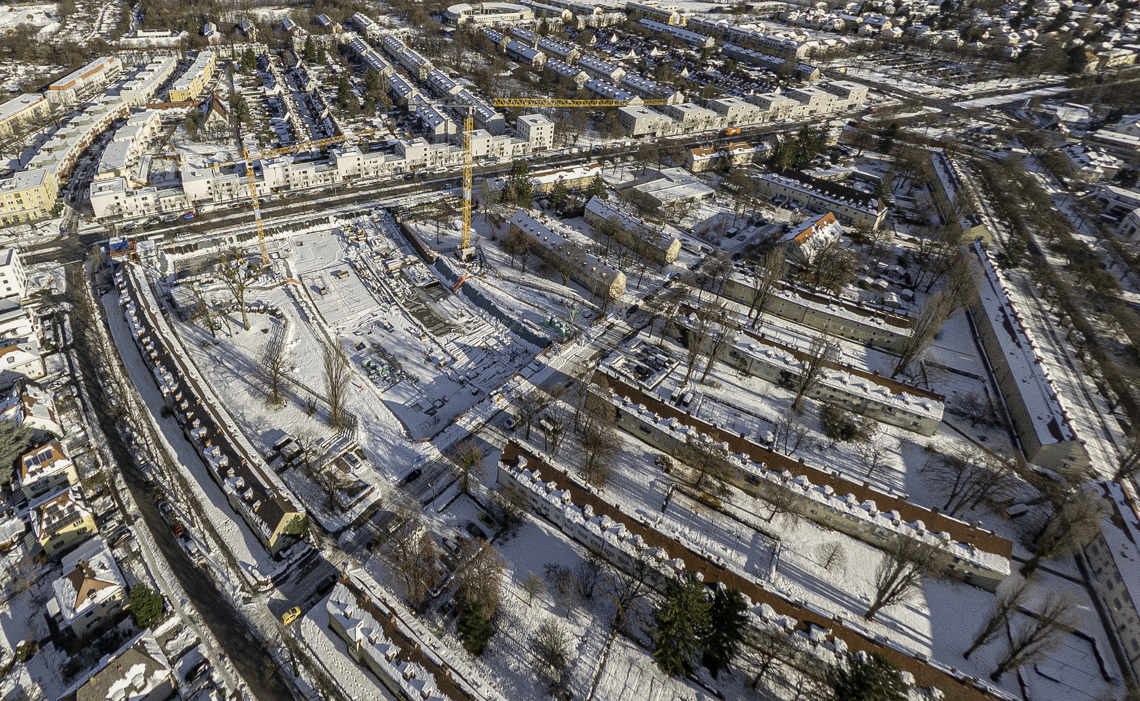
xmin=67 ymin=264 xmax=296 ymax=701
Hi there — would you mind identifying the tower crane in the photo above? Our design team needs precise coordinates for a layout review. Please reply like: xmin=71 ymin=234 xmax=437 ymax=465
xmin=232 ymin=98 xmax=666 ymax=266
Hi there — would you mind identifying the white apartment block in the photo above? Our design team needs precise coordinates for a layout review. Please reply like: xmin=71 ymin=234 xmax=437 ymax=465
xmin=0 ymin=94 xmax=50 ymax=136
xmin=46 ymin=56 xmax=123 ymax=106
xmin=1084 ymin=481 xmax=1140 ymax=682
xmin=92 ymin=123 xmax=552 ymax=220
xmin=0 ymin=249 xmax=27 ymax=301
xmin=169 ymin=50 xmax=216 ymax=102
xmin=758 ymin=167 xmax=887 ymax=228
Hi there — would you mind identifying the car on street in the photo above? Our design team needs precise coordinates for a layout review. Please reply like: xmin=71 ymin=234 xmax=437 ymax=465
xmin=184 ymin=659 xmax=211 ymax=683
xmin=402 ymin=468 xmax=422 ymax=485
xmin=171 ymin=522 xmax=185 ymax=538
xmin=282 ymin=606 xmax=302 ymax=625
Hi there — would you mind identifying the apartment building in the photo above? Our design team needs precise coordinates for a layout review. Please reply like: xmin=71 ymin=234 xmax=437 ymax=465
xmin=722 ymin=43 xmax=821 ymax=81
xmin=48 ymin=537 xmax=126 ymax=638
xmin=516 ymin=114 xmax=554 ymax=151
xmin=585 ymin=78 xmax=643 ymax=105
xmin=0 ymin=94 xmax=50 ymax=136
xmin=18 ymin=441 xmax=77 ymax=501
xmin=0 ymin=381 xmax=63 ymax=435
xmin=0 ymin=249 xmax=27 ymax=301
xmin=46 ymin=56 xmax=123 ymax=106
xmin=118 ymin=56 xmax=179 ymax=107
xmin=545 ymin=58 xmax=589 ymax=86
xmin=351 ymin=12 xmax=382 ymax=39
xmin=583 ymin=195 xmax=681 ymax=265
xmin=1084 ymin=481 xmax=1140 ymax=682
xmin=536 ymin=37 xmax=581 ymax=62
xmin=686 ymin=140 xmax=770 ymax=172
xmin=506 ymin=40 xmax=547 ymax=67
xmin=168 ymin=50 xmax=216 ymax=102
xmin=595 ymin=382 xmax=1007 ymax=588
xmin=723 ymin=277 xmax=915 ymax=350
xmin=639 ymin=18 xmax=716 ymax=47
xmin=417 ymin=104 xmax=457 ymax=143
xmin=349 ymin=36 xmax=394 ymax=77
xmin=509 ymin=210 xmax=627 ymax=299
xmin=444 ymin=1 xmax=535 ymax=26
xmin=120 ymin=266 xmax=308 ymax=556
xmin=708 ymin=96 xmax=767 ymax=126
xmin=0 ymin=168 xmax=58 ymax=225
xmin=723 ymin=328 xmax=945 ymax=434
xmin=578 ymin=54 xmax=626 ymax=82
xmin=928 ymin=149 xmax=992 ymax=245
xmin=968 ymin=241 xmax=1090 ymax=476
xmin=621 ymin=73 xmax=684 ymax=104
xmin=31 ymin=485 xmax=96 ymax=556
xmin=758 ymin=167 xmax=887 ymax=228
xmin=0 ymin=301 xmax=44 ymax=385
xmin=625 ymin=1 xmax=683 ymax=25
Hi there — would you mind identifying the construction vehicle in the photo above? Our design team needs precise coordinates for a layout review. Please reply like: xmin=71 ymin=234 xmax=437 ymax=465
xmin=232 ymin=99 xmax=665 ymax=266
xmin=452 ymin=273 xmax=469 ymax=293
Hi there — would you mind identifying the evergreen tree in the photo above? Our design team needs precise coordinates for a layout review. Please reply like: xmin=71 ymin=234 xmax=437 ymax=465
xmin=505 ymin=160 xmax=533 ymax=208
xmin=587 ymin=173 xmax=607 ymax=200
xmin=242 ymin=48 xmax=257 ymax=73
xmin=128 ymin=584 xmax=164 ymax=628
xmin=549 ymin=179 xmax=568 ymax=213
xmin=828 ymin=652 xmax=907 ymax=701
xmin=0 ymin=419 xmax=34 ymax=484
xmin=458 ymin=602 xmax=493 ymax=654
xmin=336 ymin=72 xmax=352 ymax=110
xmin=651 ymin=574 xmax=711 ymax=676
xmin=303 ymin=36 xmax=316 ymax=63
xmin=879 ymin=122 xmax=900 ymax=154
xmin=701 ymin=587 xmax=747 ymax=678
xmin=316 ymin=43 xmax=326 ymax=64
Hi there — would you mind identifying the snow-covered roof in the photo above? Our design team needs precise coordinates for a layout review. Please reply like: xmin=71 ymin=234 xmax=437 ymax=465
xmin=30 ymin=484 xmax=91 ymax=542
xmin=58 ymin=630 xmax=171 ymax=701
xmin=52 ymin=537 xmax=125 ymax=628
xmin=969 ymin=241 xmax=1082 ymax=449
xmin=20 ymin=440 xmax=71 ymax=486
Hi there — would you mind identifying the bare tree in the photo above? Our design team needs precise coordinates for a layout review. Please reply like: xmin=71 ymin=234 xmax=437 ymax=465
xmin=791 ymin=334 xmax=838 ymax=412
xmin=682 ymin=304 xmax=720 ymax=385
xmin=747 ymin=250 xmax=789 ymax=328
xmin=217 ymin=249 xmax=261 ymax=331
xmin=924 ymin=446 xmax=1017 ymax=517
xmin=964 ymin=574 xmax=1033 ymax=660
xmin=858 ymin=439 xmax=891 ymax=479
xmin=515 ymin=386 xmax=563 ymax=441
xmin=816 ymin=542 xmax=847 ymax=573
xmin=259 ymin=331 xmax=288 ymax=407
xmin=502 ymin=226 xmax=533 ymax=270
xmin=1023 ymin=489 xmax=1109 ymax=576
xmin=948 ymin=391 xmax=996 ymax=427
xmin=763 ymin=483 xmax=799 ymax=524
xmin=522 ymin=571 xmax=545 ymax=607
xmin=773 ymin=415 xmax=810 ymax=456
xmin=1116 ymin=424 xmax=1140 ymax=483
xmin=457 ymin=541 xmax=506 ymax=618
xmin=745 ymin=627 xmax=795 ymax=690
xmin=581 ymin=419 xmax=620 ymax=490
xmin=990 ymin=591 xmax=1079 ymax=681
xmin=189 ymin=283 xmax=218 ymax=339
xmin=389 ymin=515 xmax=440 ymax=607
xmin=323 ymin=342 xmax=351 ymax=431
xmin=540 ymin=403 xmax=569 ymax=457
xmin=892 ymin=293 xmax=952 ymax=378
xmin=575 ymin=555 xmax=602 ymax=599
xmin=530 ymin=617 xmax=573 ymax=685
xmin=942 ymin=249 xmax=980 ymax=314
xmin=544 ymin=562 xmax=578 ymax=618
xmin=865 ymin=539 xmax=939 ymax=621
xmin=699 ymin=310 xmax=736 ymax=385
xmin=800 ymin=239 xmax=857 ymax=293
xmin=453 ymin=439 xmax=484 ymax=495
xmin=678 ymin=435 xmax=733 ymax=494
xmin=601 ymin=542 xmax=655 ymax=629
xmin=695 ymin=251 xmax=734 ymax=302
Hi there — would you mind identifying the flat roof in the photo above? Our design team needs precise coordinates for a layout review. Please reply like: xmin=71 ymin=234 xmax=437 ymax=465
xmin=0 ymin=94 xmax=45 ymax=123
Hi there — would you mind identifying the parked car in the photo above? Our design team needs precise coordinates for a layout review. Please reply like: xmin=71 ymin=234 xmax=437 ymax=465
xmin=184 ymin=659 xmax=211 ymax=683
xmin=402 ymin=468 xmax=422 ymax=485
xmin=282 ymin=606 xmax=301 ymax=625
xmin=464 ymin=522 xmax=485 ymax=540
xmin=171 ymin=522 xmax=185 ymax=538
xmin=477 ymin=513 xmax=496 ymax=530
